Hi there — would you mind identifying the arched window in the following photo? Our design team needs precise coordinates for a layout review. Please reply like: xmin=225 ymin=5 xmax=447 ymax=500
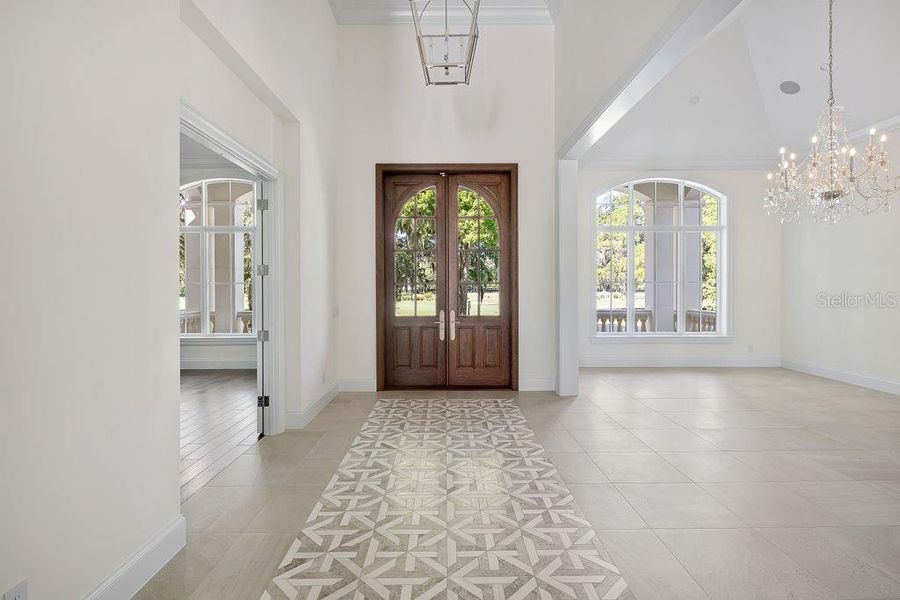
xmin=180 ymin=179 xmax=257 ymax=335
xmin=594 ymin=179 xmax=726 ymax=336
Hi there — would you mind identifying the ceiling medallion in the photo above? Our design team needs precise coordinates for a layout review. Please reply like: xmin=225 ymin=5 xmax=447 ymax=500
xmin=764 ymin=0 xmax=899 ymax=223
xmin=410 ymin=0 xmax=480 ymax=85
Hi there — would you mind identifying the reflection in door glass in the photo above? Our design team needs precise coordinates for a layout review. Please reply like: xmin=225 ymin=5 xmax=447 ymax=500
xmin=394 ymin=187 xmax=437 ymax=317
xmin=457 ymin=187 xmax=500 ymax=316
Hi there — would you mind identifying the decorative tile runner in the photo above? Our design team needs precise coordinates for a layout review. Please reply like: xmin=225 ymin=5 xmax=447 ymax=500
xmin=262 ymin=398 xmax=630 ymax=600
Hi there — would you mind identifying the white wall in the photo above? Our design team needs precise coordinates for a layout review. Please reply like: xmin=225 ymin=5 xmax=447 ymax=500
xmin=577 ymin=168 xmax=783 ymax=366
xmin=335 ymin=25 xmax=557 ymax=391
xmin=187 ymin=0 xmax=341 ymax=423
xmin=780 ymin=136 xmax=900 ymax=393
xmin=180 ymin=339 xmax=257 ymax=370
xmin=0 ymin=1 xmax=182 ymax=597
xmin=1 ymin=1 xmax=341 ymax=595
xmin=554 ymin=0 xmax=681 ymax=148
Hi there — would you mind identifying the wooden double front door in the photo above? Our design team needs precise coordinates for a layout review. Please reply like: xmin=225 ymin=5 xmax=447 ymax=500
xmin=376 ymin=165 xmax=518 ymax=389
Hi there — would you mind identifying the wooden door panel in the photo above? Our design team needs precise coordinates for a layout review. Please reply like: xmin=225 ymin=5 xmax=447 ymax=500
xmin=448 ymin=174 xmax=512 ymax=387
xmin=383 ymin=174 xmax=447 ymax=388
xmin=377 ymin=165 xmax=517 ymax=390
xmin=393 ymin=327 xmax=412 ymax=368
xmin=455 ymin=325 xmax=476 ymax=368
xmin=483 ymin=326 xmax=501 ymax=368
xmin=419 ymin=326 xmax=440 ymax=368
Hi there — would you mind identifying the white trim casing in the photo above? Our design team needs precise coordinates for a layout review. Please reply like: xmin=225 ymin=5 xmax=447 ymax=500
xmin=84 ymin=516 xmax=186 ymax=600
xmin=580 ymin=356 xmax=780 ymax=368
xmin=557 ymin=159 xmax=580 ymax=396
xmin=286 ymin=381 xmax=341 ymax=429
xmin=590 ymin=177 xmax=729 ymax=341
xmin=180 ymin=102 xmax=286 ymax=434
xmin=180 ymin=359 xmax=257 ymax=370
xmin=781 ymin=360 xmax=900 ymax=397
xmin=339 ymin=378 xmax=378 ymax=392
xmin=519 ymin=378 xmax=557 ymax=391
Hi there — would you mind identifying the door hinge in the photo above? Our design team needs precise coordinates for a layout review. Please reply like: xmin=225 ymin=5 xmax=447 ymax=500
xmin=257 ymin=329 xmax=269 ymax=342
xmin=257 ymin=395 xmax=270 ymax=407
xmin=257 ymin=264 xmax=269 ymax=276
xmin=258 ymin=198 xmax=269 ymax=211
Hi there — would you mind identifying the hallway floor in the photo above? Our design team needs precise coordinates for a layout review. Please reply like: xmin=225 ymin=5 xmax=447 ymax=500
xmin=139 ymin=368 xmax=900 ymax=599
xmin=179 ymin=370 xmax=258 ymax=501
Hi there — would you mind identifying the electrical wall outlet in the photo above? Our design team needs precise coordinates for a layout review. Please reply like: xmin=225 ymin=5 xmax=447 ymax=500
xmin=4 ymin=580 xmax=27 ymax=600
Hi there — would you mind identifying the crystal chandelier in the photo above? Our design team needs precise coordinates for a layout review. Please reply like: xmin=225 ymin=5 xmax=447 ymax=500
xmin=409 ymin=0 xmax=480 ymax=85
xmin=764 ymin=0 xmax=899 ymax=223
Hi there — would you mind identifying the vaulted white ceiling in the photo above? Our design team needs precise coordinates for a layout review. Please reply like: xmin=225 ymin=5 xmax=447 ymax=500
xmin=582 ymin=0 xmax=900 ymax=168
xmin=328 ymin=0 xmax=560 ymax=25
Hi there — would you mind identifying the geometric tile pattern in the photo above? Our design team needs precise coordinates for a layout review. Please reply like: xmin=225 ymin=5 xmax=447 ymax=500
xmin=262 ymin=398 xmax=631 ymax=600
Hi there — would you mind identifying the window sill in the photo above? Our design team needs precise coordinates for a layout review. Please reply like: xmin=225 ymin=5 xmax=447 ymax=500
xmin=180 ymin=335 xmax=256 ymax=345
xmin=589 ymin=334 xmax=733 ymax=344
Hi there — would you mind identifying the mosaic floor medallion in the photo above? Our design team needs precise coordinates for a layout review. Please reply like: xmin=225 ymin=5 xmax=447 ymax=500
xmin=262 ymin=398 xmax=630 ymax=600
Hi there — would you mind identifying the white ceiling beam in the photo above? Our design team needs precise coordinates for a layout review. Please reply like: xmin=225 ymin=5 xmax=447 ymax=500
xmin=558 ymin=0 xmax=747 ymax=160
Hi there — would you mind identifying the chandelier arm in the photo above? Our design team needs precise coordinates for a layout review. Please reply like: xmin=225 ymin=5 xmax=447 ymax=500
xmin=827 ymin=0 xmax=835 ymax=107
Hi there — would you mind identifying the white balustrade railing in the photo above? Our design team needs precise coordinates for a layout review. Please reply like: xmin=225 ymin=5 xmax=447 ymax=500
xmin=180 ymin=310 xmax=253 ymax=334
xmin=596 ymin=309 xmax=716 ymax=333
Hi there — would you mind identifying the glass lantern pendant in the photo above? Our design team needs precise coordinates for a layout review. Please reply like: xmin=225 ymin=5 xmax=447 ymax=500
xmin=410 ymin=0 xmax=480 ymax=85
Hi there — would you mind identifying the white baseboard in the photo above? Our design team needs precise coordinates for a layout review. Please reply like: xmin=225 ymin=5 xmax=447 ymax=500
xmin=285 ymin=381 xmax=341 ymax=429
xmin=781 ymin=359 xmax=900 ymax=396
xmin=340 ymin=378 xmax=377 ymax=392
xmin=579 ymin=355 xmax=782 ymax=368
xmin=180 ymin=358 xmax=257 ymax=369
xmin=84 ymin=516 xmax=186 ymax=600
xmin=518 ymin=378 xmax=556 ymax=391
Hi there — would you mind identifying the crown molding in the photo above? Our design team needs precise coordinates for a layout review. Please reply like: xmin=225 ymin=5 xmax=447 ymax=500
xmin=328 ymin=0 xmax=553 ymax=25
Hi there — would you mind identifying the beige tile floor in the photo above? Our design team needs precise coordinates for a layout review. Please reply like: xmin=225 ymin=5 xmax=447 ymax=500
xmin=138 ymin=368 xmax=900 ymax=599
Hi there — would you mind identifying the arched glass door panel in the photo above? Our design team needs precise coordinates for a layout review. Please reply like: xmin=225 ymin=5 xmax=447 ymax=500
xmin=394 ymin=187 xmax=437 ymax=317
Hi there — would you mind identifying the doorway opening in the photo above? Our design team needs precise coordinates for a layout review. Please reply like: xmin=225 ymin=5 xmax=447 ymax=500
xmin=376 ymin=164 xmax=518 ymax=390
xmin=177 ymin=108 xmax=280 ymax=500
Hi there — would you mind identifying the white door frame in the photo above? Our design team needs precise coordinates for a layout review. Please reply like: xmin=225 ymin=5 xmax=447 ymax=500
xmin=179 ymin=101 xmax=286 ymax=434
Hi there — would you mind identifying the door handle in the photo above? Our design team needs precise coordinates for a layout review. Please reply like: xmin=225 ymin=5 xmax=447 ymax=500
xmin=450 ymin=309 xmax=458 ymax=341
xmin=434 ymin=309 xmax=445 ymax=341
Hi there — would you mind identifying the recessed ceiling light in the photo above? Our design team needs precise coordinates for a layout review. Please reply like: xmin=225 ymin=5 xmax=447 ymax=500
xmin=779 ymin=80 xmax=801 ymax=95
xmin=689 ymin=95 xmax=701 ymax=105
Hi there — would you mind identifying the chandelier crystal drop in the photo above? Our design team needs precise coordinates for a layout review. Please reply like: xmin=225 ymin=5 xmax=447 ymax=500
xmin=764 ymin=0 xmax=899 ymax=223
xmin=409 ymin=0 xmax=480 ymax=86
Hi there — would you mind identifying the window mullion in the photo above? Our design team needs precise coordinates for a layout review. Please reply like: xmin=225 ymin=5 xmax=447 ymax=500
xmin=626 ymin=184 xmax=635 ymax=334
xmin=676 ymin=180 xmax=685 ymax=336
xmin=200 ymin=182 xmax=210 ymax=335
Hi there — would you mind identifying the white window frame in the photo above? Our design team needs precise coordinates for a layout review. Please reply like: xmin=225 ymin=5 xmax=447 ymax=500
xmin=590 ymin=178 xmax=729 ymax=340
xmin=180 ymin=177 xmax=258 ymax=339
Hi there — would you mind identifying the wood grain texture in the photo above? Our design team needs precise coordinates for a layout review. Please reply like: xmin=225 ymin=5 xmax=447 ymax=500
xmin=376 ymin=164 xmax=518 ymax=390
xmin=179 ymin=370 xmax=258 ymax=501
